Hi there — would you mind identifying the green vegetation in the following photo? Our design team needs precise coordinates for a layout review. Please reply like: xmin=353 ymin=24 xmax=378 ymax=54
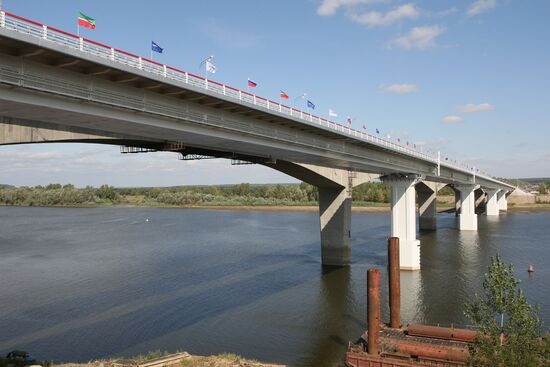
xmin=0 ymin=182 xmax=393 ymax=208
xmin=464 ymin=255 xmax=550 ymax=366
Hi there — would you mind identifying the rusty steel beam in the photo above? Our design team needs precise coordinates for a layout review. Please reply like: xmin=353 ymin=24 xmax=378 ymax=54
xmin=367 ymin=268 xmax=381 ymax=355
xmin=384 ymin=340 xmax=470 ymax=363
xmin=388 ymin=237 xmax=401 ymax=328
xmin=407 ymin=324 xmax=477 ymax=343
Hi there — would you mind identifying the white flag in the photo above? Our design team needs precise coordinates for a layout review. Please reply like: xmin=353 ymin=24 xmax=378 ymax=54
xmin=329 ymin=109 xmax=338 ymax=117
xmin=206 ymin=60 xmax=217 ymax=74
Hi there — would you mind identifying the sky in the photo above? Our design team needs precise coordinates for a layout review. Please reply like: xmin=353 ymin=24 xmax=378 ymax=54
xmin=1 ymin=0 xmax=549 ymax=187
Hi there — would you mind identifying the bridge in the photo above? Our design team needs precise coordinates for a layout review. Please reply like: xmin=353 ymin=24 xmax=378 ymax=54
xmin=0 ymin=11 xmax=515 ymax=270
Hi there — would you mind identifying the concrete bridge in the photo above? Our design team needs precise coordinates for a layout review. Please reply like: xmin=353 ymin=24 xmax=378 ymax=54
xmin=0 ymin=11 xmax=514 ymax=270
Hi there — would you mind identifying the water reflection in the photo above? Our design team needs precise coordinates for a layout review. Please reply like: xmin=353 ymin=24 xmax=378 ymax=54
xmin=298 ymin=267 xmax=354 ymax=367
xmin=400 ymin=271 xmax=423 ymax=324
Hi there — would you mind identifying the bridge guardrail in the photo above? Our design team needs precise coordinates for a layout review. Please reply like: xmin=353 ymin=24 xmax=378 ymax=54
xmin=0 ymin=10 xmax=503 ymax=183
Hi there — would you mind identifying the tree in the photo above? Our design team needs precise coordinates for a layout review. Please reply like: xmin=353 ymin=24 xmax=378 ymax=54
xmin=464 ymin=255 xmax=548 ymax=366
xmin=538 ymin=183 xmax=547 ymax=195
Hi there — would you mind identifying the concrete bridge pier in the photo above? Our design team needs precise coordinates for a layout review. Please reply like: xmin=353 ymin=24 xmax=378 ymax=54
xmin=382 ymin=174 xmax=422 ymax=271
xmin=485 ymin=189 xmax=501 ymax=216
xmin=498 ymin=190 xmax=509 ymax=211
xmin=475 ymin=188 xmax=487 ymax=215
xmin=416 ymin=181 xmax=437 ymax=231
xmin=318 ymin=184 xmax=352 ymax=266
xmin=456 ymin=184 xmax=480 ymax=230
xmin=454 ymin=188 xmax=461 ymax=216
xmin=265 ymin=161 xmax=375 ymax=267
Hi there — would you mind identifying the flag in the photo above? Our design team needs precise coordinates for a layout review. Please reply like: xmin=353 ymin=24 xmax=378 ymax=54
xmin=329 ymin=109 xmax=338 ymax=117
xmin=199 ymin=55 xmax=214 ymax=68
xmin=307 ymin=100 xmax=315 ymax=109
xmin=363 ymin=125 xmax=367 ymax=130
xmin=280 ymin=90 xmax=289 ymax=99
xmin=247 ymin=79 xmax=257 ymax=88
xmin=151 ymin=41 xmax=163 ymax=54
xmin=347 ymin=117 xmax=352 ymax=124
xmin=376 ymin=128 xmax=380 ymax=134
xmin=78 ymin=12 xmax=96 ymax=29
xmin=205 ymin=61 xmax=216 ymax=74
xmin=397 ymin=138 xmax=401 ymax=142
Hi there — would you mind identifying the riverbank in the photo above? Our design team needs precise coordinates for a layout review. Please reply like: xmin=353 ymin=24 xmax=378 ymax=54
xmin=2 ymin=202 xmax=550 ymax=212
xmin=51 ymin=352 xmax=284 ymax=367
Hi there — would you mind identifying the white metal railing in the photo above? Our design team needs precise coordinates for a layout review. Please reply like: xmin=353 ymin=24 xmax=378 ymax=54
xmin=0 ymin=11 xmax=502 ymax=183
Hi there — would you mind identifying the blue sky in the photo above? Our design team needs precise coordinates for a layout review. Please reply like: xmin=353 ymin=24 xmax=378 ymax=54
xmin=1 ymin=0 xmax=549 ymax=187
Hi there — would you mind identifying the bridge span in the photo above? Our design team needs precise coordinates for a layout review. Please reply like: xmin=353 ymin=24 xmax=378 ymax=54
xmin=0 ymin=11 xmax=514 ymax=270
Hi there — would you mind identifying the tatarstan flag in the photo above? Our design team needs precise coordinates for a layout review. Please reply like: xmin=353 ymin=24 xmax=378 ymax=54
xmin=78 ymin=12 xmax=96 ymax=29
xmin=280 ymin=90 xmax=289 ymax=100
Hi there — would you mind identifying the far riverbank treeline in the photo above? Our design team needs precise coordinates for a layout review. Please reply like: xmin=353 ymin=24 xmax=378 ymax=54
xmin=0 ymin=182 xmax=454 ymax=208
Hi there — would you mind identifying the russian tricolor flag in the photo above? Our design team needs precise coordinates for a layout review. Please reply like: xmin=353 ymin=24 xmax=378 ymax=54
xmin=247 ymin=79 xmax=257 ymax=88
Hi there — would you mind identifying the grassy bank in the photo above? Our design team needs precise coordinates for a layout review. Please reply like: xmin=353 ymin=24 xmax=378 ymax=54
xmin=49 ymin=352 xmax=284 ymax=367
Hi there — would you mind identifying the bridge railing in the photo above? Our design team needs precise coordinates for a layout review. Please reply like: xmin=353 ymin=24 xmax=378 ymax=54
xmin=0 ymin=11 xmax=500 ymax=182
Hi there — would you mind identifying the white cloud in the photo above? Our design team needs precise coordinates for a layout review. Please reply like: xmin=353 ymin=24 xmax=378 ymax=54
xmin=442 ymin=115 xmax=463 ymax=124
xmin=436 ymin=137 xmax=448 ymax=145
xmin=467 ymin=0 xmax=497 ymax=17
xmin=389 ymin=25 xmax=445 ymax=50
xmin=434 ymin=8 xmax=459 ymax=17
xmin=317 ymin=0 xmax=376 ymax=16
xmin=378 ymin=83 xmax=418 ymax=94
xmin=351 ymin=4 xmax=419 ymax=27
xmin=457 ymin=103 xmax=495 ymax=113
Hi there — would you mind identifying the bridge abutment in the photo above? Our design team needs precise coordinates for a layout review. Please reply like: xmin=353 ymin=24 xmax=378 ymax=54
xmin=456 ymin=184 xmax=480 ymax=231
xmin=485 ymin=189 xmax=501 ymax=216
xmin=382 ymin=174 xmax=421 ymax=271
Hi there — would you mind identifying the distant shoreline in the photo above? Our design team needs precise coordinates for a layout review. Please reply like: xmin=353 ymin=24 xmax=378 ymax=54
xmin=1 ymin=203 xmax=549 ymax=212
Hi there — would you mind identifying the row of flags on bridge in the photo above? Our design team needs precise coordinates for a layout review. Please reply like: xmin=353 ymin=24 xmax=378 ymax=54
xmin=76 ymin=11 xmax=421 ymax=149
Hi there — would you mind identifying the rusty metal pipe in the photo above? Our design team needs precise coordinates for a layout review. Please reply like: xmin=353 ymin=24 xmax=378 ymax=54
xmin=388 ymin=237 xmax=400 ymax=328
xmin=386 ymin=340 xmax=470 ymax=363
xmin=367 ymin=268 xmax=381 ymax=355
xmin=407 ymin=324 xmax=477 ymax=343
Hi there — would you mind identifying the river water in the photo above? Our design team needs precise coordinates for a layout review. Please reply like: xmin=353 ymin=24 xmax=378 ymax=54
xmin=0 ymin=207 xmax=549 ymax=366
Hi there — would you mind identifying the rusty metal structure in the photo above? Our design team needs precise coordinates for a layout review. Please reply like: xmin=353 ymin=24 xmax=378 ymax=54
xmin=345 ymin=237 xmax=475 ymax=366
xmin=388 ymin=237 xmax=401 ymax=329
xmin=367 ymin=268 xmax=381 ymax=355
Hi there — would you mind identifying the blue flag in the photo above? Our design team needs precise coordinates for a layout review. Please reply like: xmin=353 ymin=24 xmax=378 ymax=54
xmin=151 ymin=41 xmax=163 ymax=54
xmin=376 ymin=128 xmax=380 ymax=134
xmin=307 ymin=100 xmax=315 ymax=109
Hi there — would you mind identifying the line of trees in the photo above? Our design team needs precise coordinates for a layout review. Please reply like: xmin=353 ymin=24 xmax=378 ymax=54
xmin=0 ymin=182 xmax=397 ymax=207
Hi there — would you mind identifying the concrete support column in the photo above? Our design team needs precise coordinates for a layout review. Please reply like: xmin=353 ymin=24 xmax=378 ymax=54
xmin=498 ymin=190 xmax=508 ymax=211
xmin=454 ymin=190 xmax=461 ymax=216
xmin=382 ymin=175 xmax=421 ymax=271
xmin=319 ymin=185 xmax=352 ymax=266
xmin=264 ymin=161 xmax=378 ymax=268
xmin=485 ymin=189 xmax=501 ymax=216
xmin=416 ymin=182 xmax=437 ymax=231
xmin=474 ymin=189 xmax=487 ymax=215
xmin=456 ymin=184 xmax=480 ymax=231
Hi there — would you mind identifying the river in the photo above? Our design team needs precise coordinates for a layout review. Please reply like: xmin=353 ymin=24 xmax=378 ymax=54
xmin=0 ymin=206 xmax=549 ymax=366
